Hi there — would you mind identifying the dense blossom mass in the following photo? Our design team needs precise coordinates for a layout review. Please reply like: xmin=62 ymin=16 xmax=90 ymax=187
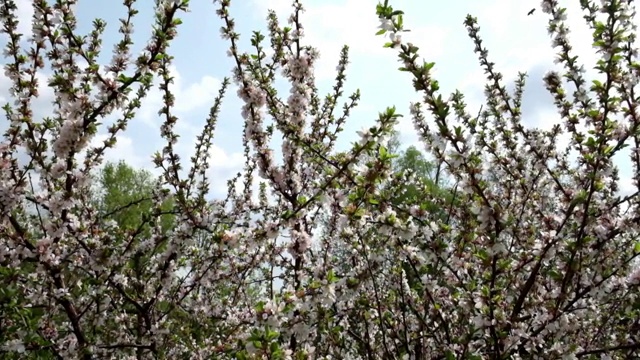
xmin=0 ymin=0 xmax=640 ymax=358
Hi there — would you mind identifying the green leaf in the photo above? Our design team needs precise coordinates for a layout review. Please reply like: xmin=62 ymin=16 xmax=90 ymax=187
xmin=269 ymin=341 xmax=280 ymax=353
xmin=423 ymin=61 xmax=435 ymax=71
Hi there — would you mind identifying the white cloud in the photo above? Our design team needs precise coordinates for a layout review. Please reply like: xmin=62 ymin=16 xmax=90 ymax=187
xmin=249 ymin=0 xmax=449 ymax=81
xmin=209 ymin=144 xmax=244 ymax=170
xmin=169 ymin=135 xmax=245 ymax=197
xmin=619 ymin=175 xmax=637 ymax=197
xmin=0 ymin=69 xmax=55 ymax=120
xmin=138 ymin=65 xmax=222 ymax=127
xmin=14 ymin=0 xmax=33 ymax=38
xmin=85 ymin=134 xmax=149 ymax=169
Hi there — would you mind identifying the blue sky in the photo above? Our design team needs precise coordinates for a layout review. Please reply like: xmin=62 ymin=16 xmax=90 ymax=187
xmin=1 ymin=0 xmax=636 ymax=197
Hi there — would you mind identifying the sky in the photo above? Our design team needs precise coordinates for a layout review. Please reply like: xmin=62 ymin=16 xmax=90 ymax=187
xmin=0 ymin=0 xmax=637 ymax=198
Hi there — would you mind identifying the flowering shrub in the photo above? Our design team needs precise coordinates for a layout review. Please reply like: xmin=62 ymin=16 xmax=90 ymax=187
xmin=0 ymin=0 xmax=639 ymax=358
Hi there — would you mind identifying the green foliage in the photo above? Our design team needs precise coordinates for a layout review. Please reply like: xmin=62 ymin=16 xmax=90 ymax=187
xmin=93 ymin=161 xmax=175 ymax=237
xmin=391 ymin=143 xmax=458 ymax=223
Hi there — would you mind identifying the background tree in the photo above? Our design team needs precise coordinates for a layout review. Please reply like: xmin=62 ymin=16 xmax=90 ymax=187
xmin=391 ymin=144 xmax=458 ymax=219
xmin=92 ymin=161 xmax=175 ymax=236
xmin=388 ymin=144 xmax=460 ymax=293
xmin=0 ymin=162 xmax=178 ymax=360
xmin=318 ymin=130 xmax=462 ymax=358
xmin=92 ymin=162 xmax=264 ymax=349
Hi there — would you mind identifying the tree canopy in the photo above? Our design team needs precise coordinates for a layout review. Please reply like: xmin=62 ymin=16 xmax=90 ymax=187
xmin=0 ymin=0 xmax=639 ymax=359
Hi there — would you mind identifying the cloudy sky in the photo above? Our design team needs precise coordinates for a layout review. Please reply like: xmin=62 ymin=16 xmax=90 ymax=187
xmin=1 ymin=0 xmax=636 ymax=197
